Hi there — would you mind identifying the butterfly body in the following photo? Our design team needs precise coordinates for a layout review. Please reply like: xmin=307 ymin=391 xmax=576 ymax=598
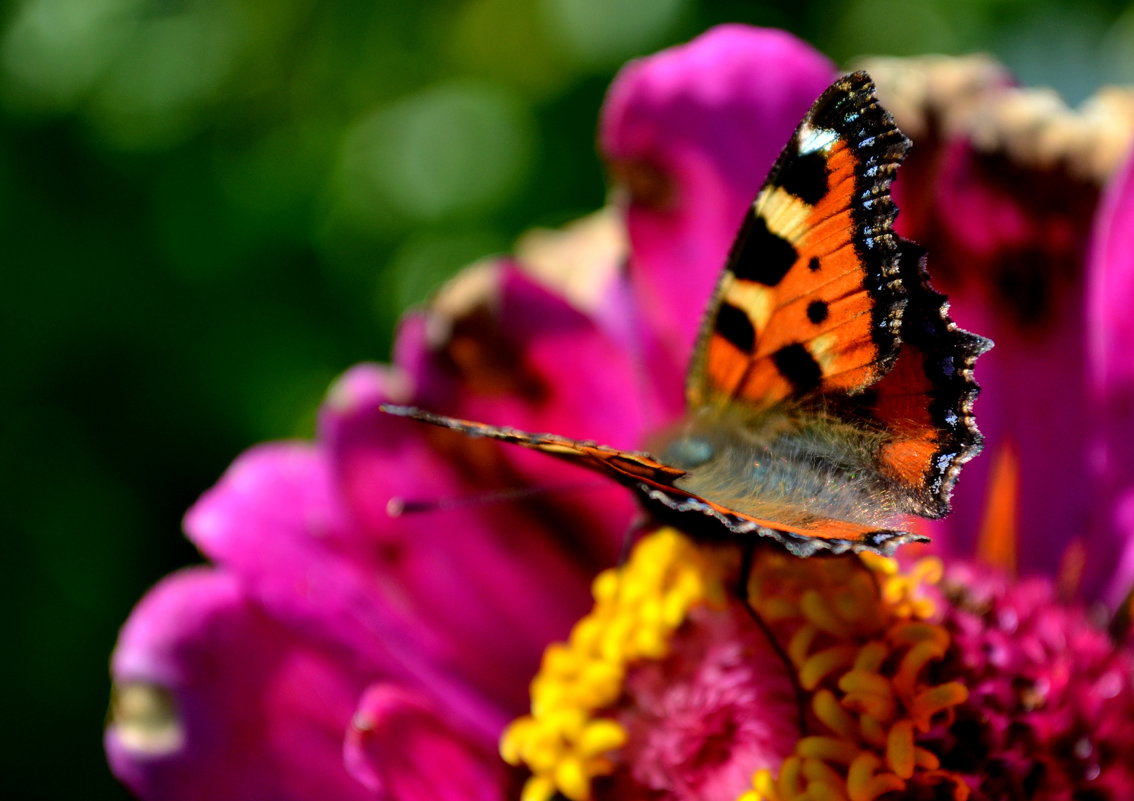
xmin=656 ymin=404 xmax=900 ymax=532
xmin=382 ymin=72 xmax=991 ymax=558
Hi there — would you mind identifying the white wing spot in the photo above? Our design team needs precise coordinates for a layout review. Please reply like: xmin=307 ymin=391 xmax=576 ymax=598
xmin=799 ymin=126 xmax=838 ymax=155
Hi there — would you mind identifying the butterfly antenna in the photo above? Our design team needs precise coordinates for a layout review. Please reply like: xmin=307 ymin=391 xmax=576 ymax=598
xmin=735 ymin=541 xmax=809 ymax=736
xmin=386 ymin=481 xmax=609 ymax=518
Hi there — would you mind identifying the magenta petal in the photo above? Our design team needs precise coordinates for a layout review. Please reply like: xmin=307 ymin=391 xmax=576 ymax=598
xmin=601 ymin=25 xmax=835 ymax=361
xmin=399 ymin=261 xmax=680 ymax=442
xmin=923 ymin=293 xmax=1095 ymax=580
xmin=344 ymin=684 xmax=509 ymax=801
xmin=492 ymin=263 xmax=681 ymax=438
xmin=184 ymin=442 xmax=412 ymax=672
xmin=326 ymin=364 xmax=606 ymax=616
xmin=373 ymin=262 xmax=668 ymax=561
xmin=106 ymin=568 xmax=372 ymax=801
xmin=1088 ymin=146 xmax=1134 ymax=604
xmin=895 ymin=138 xmax=1098 ymax=581
xmin=185 ymin=440 xmax=516 ymax=739
xmin=323 ymin=362 xmax=626 ymax=724
xmin=1090 ymin=145 xmax=1134 ymax=405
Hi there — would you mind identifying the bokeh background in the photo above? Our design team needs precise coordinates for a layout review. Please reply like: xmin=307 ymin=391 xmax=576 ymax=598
xmin=6 ymin=0 xmax=1134 ymax=797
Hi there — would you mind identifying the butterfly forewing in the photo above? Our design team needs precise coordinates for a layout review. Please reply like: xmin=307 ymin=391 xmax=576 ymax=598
xmin=379 ymin=404 xmax=923 ymax=556
xmin=687 ymin=72 xmax=911 ymax=410
xmin=379 ymin=404 xmax=687 ymax=486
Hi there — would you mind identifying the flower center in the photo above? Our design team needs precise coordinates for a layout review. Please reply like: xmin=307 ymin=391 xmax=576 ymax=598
xmin=501 ymin=531 xmax=973 ymax=801
xmin=741 ymin=550 xmax=971 ymax=801
xmin=499 ymin=528 xmax=728 ymax=801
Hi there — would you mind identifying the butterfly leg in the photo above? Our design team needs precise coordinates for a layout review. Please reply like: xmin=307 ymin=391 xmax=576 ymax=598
xmin=735 ymin=541 xmax=809 ymax=736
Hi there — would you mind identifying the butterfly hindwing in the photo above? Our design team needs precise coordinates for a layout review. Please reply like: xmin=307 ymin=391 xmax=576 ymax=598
xmin=688 ymin=72 xmax=911 ymax=409
xmin=639 ymin=483 xmax=925 ymax=557
xmin=849 ymin=241 xmax=992 ymax=518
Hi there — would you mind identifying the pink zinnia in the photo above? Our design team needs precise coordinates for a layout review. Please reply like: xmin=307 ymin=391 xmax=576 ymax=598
xmin=106 ymin=25 xmax=1134 ymax=801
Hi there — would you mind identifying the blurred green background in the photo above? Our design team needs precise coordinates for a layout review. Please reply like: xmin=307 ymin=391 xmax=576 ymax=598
xmin=6 ymin=0 xmax=1132 ymax=797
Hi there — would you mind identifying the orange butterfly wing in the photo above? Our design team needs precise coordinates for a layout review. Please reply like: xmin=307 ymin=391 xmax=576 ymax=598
xmin=687 ymin=72 xmax=910 ymax=410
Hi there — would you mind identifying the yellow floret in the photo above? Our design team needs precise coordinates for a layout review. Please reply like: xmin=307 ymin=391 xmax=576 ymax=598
xmin=499 ymin=528 xmax=726 ymax=800
xmin=506 ymin=529 xmax=970 ymax=801
xmin=740 ymin=552 xmax=971 ymax=801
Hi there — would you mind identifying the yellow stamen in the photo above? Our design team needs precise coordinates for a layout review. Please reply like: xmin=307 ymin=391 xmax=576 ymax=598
xmin=802 ymin=756 xmax=850 ymax=788
xmin=499 ymin=528 xmax=726 ymax=800
xmin=578 ymin=719 xmax=627 ymax=755
xmin=858 ymin=715 xmax=887 ymax=749
xmin=520 ymin=775 xmax=556 ymax=801
xmin=777 ymin=755 xmax=804 ymax=798
xmin=812 ymin=690 xmax=857 ymax=740
xmin=801 ymin=645 xmax=859 ymax=690
xmin=554 ymin=757 xmax=590 ymax=801
xmin=751 ymin=769 xmax=776 ymax=793
xmin=839 ymin=671 xmax=897 ymax=721
xmin=741 ymin=551 xmax=972 ymax=801
xmin=788 ymin=624 xmax=820 ymax=666
xmin=885 ymin=719 xmax=915 ymax=778
xmin=509 ymin=530 xmax=972 ymax=801
xmin=852 ymin=642 xmax=889 ymax=673
xmin=893 ymin=640 xmax=947 ymax=699
xmin=799 ymin=736 xmax=860 ymax=764
xmin=801 ymin=589 xmax=851 ymax=635
xmin=847 ymin=753 xmax=905 ymax=801
xmin=888 ymin=621 xmax=950 ymax=649
xmin=913 ymin=746 xmax=940 ymax=770
xmin=911 ymin=682 xmax=969 ymax=732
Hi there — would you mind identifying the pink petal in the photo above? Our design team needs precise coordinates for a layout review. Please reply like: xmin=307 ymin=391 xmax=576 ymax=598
xmin=600 ymin=25 xmax=835 ymax=362
xmin=399 ymin=261 xmax=679 ymax=443
xmin=332 ymin=363 xmax=602 ymax=640
xmin=185 ymin=440 xmax=518 ymax=739
xmin=344 ymin=684 xmax=510 ymax=801
xmin=1088 ymin=145 xmax=1134 ymax=604
xmin=106 ymin=568 xmax=372 ymax=801
xmin=922 ymin=295 xmax=1094 ymax=580
xmin=1090 ymin=144 xmax=1134 ymax=408
xmin=369 ymin=258 xmax=662 ymax=565
xmin=324 ymin=344 xmax=641 ymax=724
xmin=894 ymin=134 xmax=1100 ymax=584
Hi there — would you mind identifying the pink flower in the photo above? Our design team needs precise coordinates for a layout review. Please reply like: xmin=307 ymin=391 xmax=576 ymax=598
xmin=106 ymin=24 xmax=1134 ymax=801
xmin=518 ymin=531 xmax=1134 ymax=801
xmin=106 ymin=25 xmax=835 ymax=801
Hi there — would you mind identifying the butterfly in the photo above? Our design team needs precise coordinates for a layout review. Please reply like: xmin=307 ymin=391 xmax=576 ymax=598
xmin=381 ymin=71 xmax=992 ymax=558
